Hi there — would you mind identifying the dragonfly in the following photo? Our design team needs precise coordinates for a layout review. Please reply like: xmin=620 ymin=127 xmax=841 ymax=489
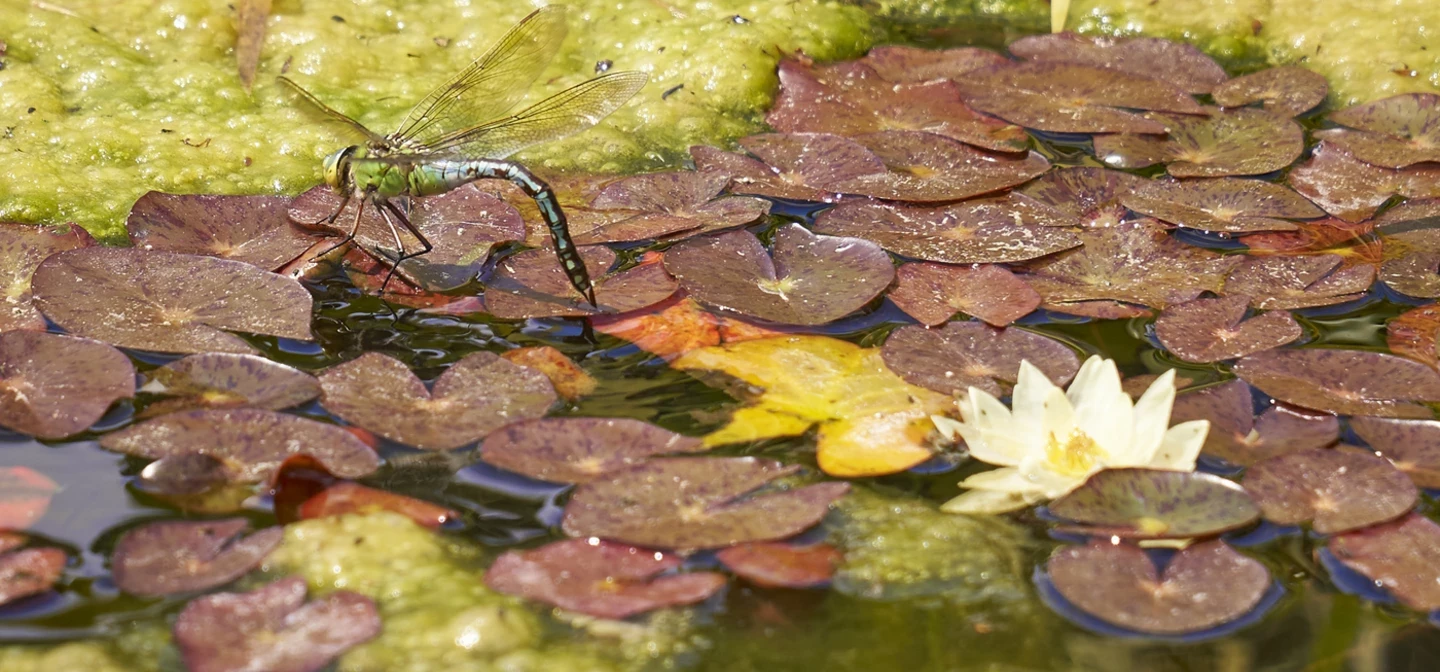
xmin=278 ymin=5 xmax=648 ymax=305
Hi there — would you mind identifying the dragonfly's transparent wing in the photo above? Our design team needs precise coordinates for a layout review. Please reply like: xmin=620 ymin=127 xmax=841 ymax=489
xmin=415 ymin=71 xmax=649 ymax=159
xmin=277 ymin=76 xmax=388 ymax=146
xmin=387 ymin=5 xmax=568 ymax=148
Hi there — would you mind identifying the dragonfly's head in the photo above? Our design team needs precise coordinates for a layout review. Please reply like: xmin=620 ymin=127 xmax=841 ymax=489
xmin=322 ymin=146 xmax=360 ymax=192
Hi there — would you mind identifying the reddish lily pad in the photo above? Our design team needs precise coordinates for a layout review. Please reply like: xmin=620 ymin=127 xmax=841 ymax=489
xmin=1170 ymin=380 xmax=1339 ymax=466
xmin=289 ymin=183 xmax=526 ymax=290
xmin=691 ymin=134 xmax=886 ymax=203
xmin=1120 ymin=178 xmax=1322 ymax=233
xmin=100 ymin=408 xmax=380 ymax=482
xmin=111 ymin=518 xmax=283 ymax=596
xmin=952 ymin=62 xmax=1204 ymax=134
xmin=1224 ymin=255 xmax=1375 ymax=310
xmin=768 ymin=59 xmax=1028 ymax=153
xmin=880 ymin=321 xmax=1080 ymax=396
xmin=318 ymin=351 xmax=556 ymax=451
xmin=0 ymin=221 xmax=96 ymax=332
xmin=828 ymin=131 xmax=1051 ymax=202
xmin=1047 ymin=540 xmax=1270 ymax=635
xmin=126 ymin=192 xmax=324 ymax=271
xmin=0 ymin=467 xmax=58 ymax=531
xmin=1243 ymin=448 xmax=1417 ymax=534
xmin=589 ymin=293 xmax=787 ymax=362
xmin=715 ymin=542 xmax=842 ymax=588
xmin=484 ymin=538 xmax=726 ymax=619
xmin=31 ymin=248 xmax=313 ymax=355
xmin=174 ymin=576 xmax=379 ymax=672
xmin=1155 ymin=295 xmax=1302 ymax=363
xmin=888 ymin=262 xmax=1040 ymax=327
xmin=812 ymin=195 xmax=1082 ymax=264
xmin=1350 ymin=417 xmax=1440 ymax=488
xmin=662 ymin=224 xmax=893 ymax=326
xmin=0 ymin=547 xmax=65 ymax=605
xmin=1044 ymin=300 xmax=1154 ymax=320
xmin=484 ymin=245 xmax=678 ymax=319
xmin=1212 ymin=66 xmax=1328 ymax=118
xmin=0 ymin=534 xmax=23 ymax=555
xmin=1008 ymin=33 xmax=1228 ymax=94
xmin=561 ymin=457 xmax=850 ymax=549
xmin=1286 ymin=143 xmax=1440 ymax=222
xmin=1240 ymin=217 xmax=1383 ymax=267
xmin=1049 ymin=468 xmax=1261 ymax=539
xmin=1093 ymin=108 xmax=1305 ymax=178
xmin=1388 ymin=303 xmax=1440 ymax=370
xmin=574 ymin=170 xmax=770 ymax=244
xmin=0 ymin=331 xmax=135 ymax=439
xmin=1233 ymin=349 xmax=1440 ymax=419
xmin=1021 ymin=221 xmax=1242 ymax=309
xmin=134 ymin=452 xmax=231 ymax=497
xmin=1018 ymin=167 xmax=1142 ymax=228
xmin=1377 ymin=215 xmax=1440 ymax=298
xmin=1321 ymin=93 xmax=1440 ymax=169
xmin=1328 ymin=513 xmax=1440 ymax=611
xmin=858 ymin=45 xmax=1011 ymax=83
xmin=299 ymin=482 xmax=457 ymax=529
xmin=480 ymin=417 xmax=706 ymax=483
xmin=499 ymin=346 xmax=597 ymax=402
xmin=140 ymin=352 xmax=319 ymax=417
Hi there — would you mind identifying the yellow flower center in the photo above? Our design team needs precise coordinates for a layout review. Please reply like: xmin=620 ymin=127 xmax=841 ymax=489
xmin=1044 ymin=429 xmax=1108 ymax=478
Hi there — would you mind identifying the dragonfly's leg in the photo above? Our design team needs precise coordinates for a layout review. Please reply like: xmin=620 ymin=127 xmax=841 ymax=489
xmin=373 ymin=199 xmax=435 ymax=293
xmin=318 ymin=190 xmax=368 ymax=257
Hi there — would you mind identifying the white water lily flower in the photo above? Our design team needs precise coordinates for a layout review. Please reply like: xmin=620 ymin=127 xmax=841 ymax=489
xmin=933 ymin=356 xmax=1209 ymax=515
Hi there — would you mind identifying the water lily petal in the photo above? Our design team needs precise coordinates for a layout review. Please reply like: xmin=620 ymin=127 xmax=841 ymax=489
xmin=961 ymin=389 xmax=1030 ymax=466
xmin=1039 ymin=385 xmax=1077 ymax=442
xmin=1151 ymin=420 xmax=1210 ymax=469
xmin=1012 ymin=360 xmax=1061 ymax=450
xmin=941 ymin=485 xmax=1044 ymax=515
xmin=1127 ymin=369 xmax=1178 ymax=464
xmin=1019 ymin=454 xmax=1089 ymax=498
xmin=1066 ymin=356 xmax=1120 ymax=411
xmin=1070 ymin=358 xmax=1132 ymax=458
xmin=930 ymin=415 xmax=964 ymax=442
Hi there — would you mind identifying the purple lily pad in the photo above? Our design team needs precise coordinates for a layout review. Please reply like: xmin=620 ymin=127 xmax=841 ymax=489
xmin=827 ymin=131 xmax=1051 ymax=202
xmin=691 ymin=134 xmax=886 ymax=203
xmin=857 ymin=45 xmax=1011 ymax=83
xmin=1212 ymin=66 xmax=1329 ymax=118
xmin=1350 ymin=417 xmax=1440 ymax=488
xmin=0 ymin=547 xmax=66 ymax=606
xmin=1224 ymin=255 xmax=1375 ymax=310
xmin=0 ymin=222 xmax=96 ymax=332
xmin=561 ymin=457 xmax=850 ymax=549
xmin=574 ymin=170 xmax=770 ymax=244
xmin=1170 ymin=380 xmax=1339 ymax=466
xmin=952 ymin=61 xmax=1204 ymax=134
xmin=484 ymin=538 xmax=727 ymax=619
xmin=1377 ymin=214 xmax=1440 ymax=299
xmin=1288 ymin=143 xmax=1440 ymax=223
xmin=1049 ymin=468 xmax=1261 ymax=539
xmin=1242 ymin=448 xmax=1418 ymax=533
xmin=100 ymin=408 xmax=380 ymax=482
xmin=1018 ymin=167 xmax=1143 ymax=228
xmin=484 ymin=245 xmax=678 ymax=319
xmin=480 ymin=416 xmax=706 ymax=483
xmin=111 ymin=519 xmax=282 ymax=596
xmin=31 ymin=248 xmax=313 ymax=355
xmin=127 ymin=192 xmax=324 ymax=272
xmin=289 ymin=183 xmax=526 ymax=290
xmin=135 ymin=452 xmax=231 ymax=496
xmin=1155 ymin=295 xmax=1302 ymax=363
xmin=768 ymin=59 xmax=1029 ymax=153
xmin=1047 ymin=540 xmax=1270 ymax=635
xmin=319 ymin=351 xmax=556 ymax=451
xmin=888 ymin=262 xmax=1040 ymax=327
xmin=1387 ymin=303 xmax=1440 ymax=371
xmin=174 ymin=576 xmax=379 ymax=672
xmin=715 ymin=541 xmax=842 ymax=588
xmin=1093 ymin=108 xmax=1305 ymax=178
xmin=1328 ymin=513 xmax=1440 ymax=611
xmin=140 ymin=353 xmax=320 ymax=417
xmin=1021 ymin=220 xmax=1242 ymax=309
xmin=1008 ymin=33 xmax=1228 ymax=94
xmin=1320 ymin=93 xmax=1440 ymax=168
xmin=880 ymin=321 xmax=1080 ymax=396
xmin=0 ymin=331 xmax=135 ymax=439
xmin=1233 ymin=348 xmax=1440 ymax=418
xmin=812 ymin=195 xmax=1082 ymax=264
xmin=1044 ymin=300 xmax=1154 ymax=320
xmin=1120 ymin=178 xmax=1322 ymax=233
xmin=662 ymin=224 xmax=893 ymax=326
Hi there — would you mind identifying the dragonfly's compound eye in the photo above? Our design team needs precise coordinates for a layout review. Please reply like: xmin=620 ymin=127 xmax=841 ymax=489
xmin=322 ymin=146 xmax=358 ymax=190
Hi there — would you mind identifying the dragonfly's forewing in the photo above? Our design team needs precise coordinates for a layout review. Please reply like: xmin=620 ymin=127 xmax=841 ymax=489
xmin=387 ymin=5 xmax=569 ymax=149
xmin=278 ymin=76 xmax=389 ymax=146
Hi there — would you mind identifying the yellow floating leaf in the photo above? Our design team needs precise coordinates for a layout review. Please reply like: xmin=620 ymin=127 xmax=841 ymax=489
xmin=673 ymin=335 xmax=955 ymax=477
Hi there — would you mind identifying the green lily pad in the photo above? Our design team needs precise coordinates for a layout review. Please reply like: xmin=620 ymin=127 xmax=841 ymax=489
xmin=1018 ymin=167 xmax=1143 ymax=228
xmin=858 ymin=45 xmax=1010 ymax=83
xmin=1093 ymin=108 xmax=1305 ymax=178
xmin=1224 ymin=255 xmax=1375 ymax=310
xmin=1242 ymin=448 xmax=1417 ymax=534
xmin=111 ymin=518 xmax=283 ymax=596
xmin=1350 ymin=416 xmax=1440 ymax=488
xmin=812 ymin=194 xmax=1082 ymax=264
xmin=692 ymin=133 xmax=886 ymax=203
xmin=1008 ymin=33 xmax=1227 ymax=94
xmin=484 ymin=245 xmax=678 ymax=319
xmin=1212 ymin=66 xmax=1328 ymax=118
xmin=953 ymin=62 xmax=1204 ymax=134
xmin=1233 ymin=348 xmax=1440 ymax=418
xmin=1321 ymin=93 xmax=1440 ymax=168
xmin=1120 ymin=178 xmax=1322 ymax=233
xmin=1286 ymin=142 xmax=1440 ymax=222
xmin=0 ymin=222 xmax=96 ymax=332
xmin=127 ymin=192 xmax=323 ymax=272
xmin=480 ymin=416 xmax=706 ymax=483
xmin=1049 ymin=468 xmax=1261 ymax=539
xmin=828 ymin=131 xmax=1051 ymax=202
xmin=880 ymin=322 xmax=1079 ymax=397
xmin=1154 ymin=295 xmax=1302 ymax=363
xmin=1328 ymin=513 xmax=1440 ymax=611
xmin=0 ymin=331 xmax=135 ymax=439
xmin=887 ymin=262 xmax=1040 ymax=327
xmin=1170 ymin=380 xmax=1339 ymax=466
xmin=140 ymin=352 xmax=320 ymax=417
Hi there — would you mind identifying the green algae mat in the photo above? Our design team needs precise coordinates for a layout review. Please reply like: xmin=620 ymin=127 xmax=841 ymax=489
xmin=4 ymin=0 xmax=1440 ymax=670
